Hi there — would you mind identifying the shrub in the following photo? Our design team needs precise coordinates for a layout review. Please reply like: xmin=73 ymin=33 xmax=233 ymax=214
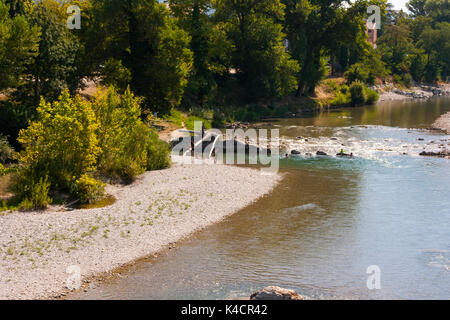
xmin=146 ymin=131 xmax=171 ymax=171
xmin=393 ymin=74 xmax=402 ymax=85
xmin=0 ymin=163 xmax=5 ymax=176
xmin=349 ymin=81 xmax=367 ymax=106
xmin=17 ymin=91 xmax=100 ymax=190
xmin=323 ymin=79 xmax=339 ymax=92
xmin=185 ymin=116 xmax=212 ymax=131
xmin=94 ymin=88 xmax=148 ymax=182
xmin=402 ymin=73 xmax=413 ymax=88
xmin=100 ymin=59 xmax=132 ymax=93
xmin=94 ymin=87 xmax=171 ymax=182
xmin=365 ymin=87 xmax=379 ymax=104
xmin=13 ymin=171 xmax=52 ymax=211
xmin=212 ymin=110 xmax=226 ymax=128
xmin=345 ymin=63 xmax=370 ymax=84
xmin=330 ymin=92 xmax=351 ymax=106
xmin=0 ymin=100 xmax=35 ymax=150
xmin=0 ymin=134 xmax=14 ymax=164
xmin=71 ymin=174 xmax=105 ymax=204
xmin=163 ymin=109 xmax=186 ymax=127
xmin=340 ymin=85 xmax=349 ymax=94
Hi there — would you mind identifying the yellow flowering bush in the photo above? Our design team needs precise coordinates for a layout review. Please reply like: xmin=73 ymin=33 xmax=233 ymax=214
xmin=93 ymin=87 xmax=150 ymax=183
xmin=17 ymin=90 xmax=100 ymax=190
xmin=14 ymin=87 xmax=171 ymax=208
xmin=71 ymin=174 xmax=105 ymax=204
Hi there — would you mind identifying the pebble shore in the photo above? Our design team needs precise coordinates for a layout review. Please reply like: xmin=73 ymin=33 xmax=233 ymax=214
xmin=0 ymin=164 xmax=280 ymax=300
xmin=434 ymin=112 xmax=450 ymax=133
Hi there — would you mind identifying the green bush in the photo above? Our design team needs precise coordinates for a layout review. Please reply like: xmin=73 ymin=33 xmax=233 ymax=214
xmin=365 ymin=87 xmax=379 ymax=104
xmin=0 ymin=134 xmax=14 ymax=164
xmin=94 ymin=88 xmax=148 ymax=182
xmin=163 ymin=109 xmax=186 ymax=127
xmin=212 ymin=110 xmax=226 ymax=128
xmin=0 ymin=100 xmax=36 ymax=150
xmin=71 ymin=174 xmax=106 ymax=204
xmin=0 ymin=163 xmax=5 ymax=176
xmin=14 ymin=171 xmax=52 ymax=211
xmin=14 ymin=87 xmax=173 ymax=206
xmin=146 ymin=131 xmax=171 ymax=171
xmin=340 ymin=84 xmax=349 ymax=94
xmin=349 ymin=81 xmax=367 ymax=106
xmin=17 ymin=90 xmax=100 ymax=190
xmin=345 ymin=63 xmax=370 ymax=84
xmin=330 ymin=91 xmax=351 ymax=106
xmin=100 ymin=59 xmax=132 ymax=93
xmin=185 ymin=116 xmax=212 ymax=131
xmin=402 ymin=73 xmax=413 ymax=88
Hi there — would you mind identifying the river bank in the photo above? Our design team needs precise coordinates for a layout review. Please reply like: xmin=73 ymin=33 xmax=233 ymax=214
xmin=377 ymin=83 xmax=450 ymax=102
xmin=68 ymin=97 xmax=450 ymax=300
xmin=0 ymin=164 xmax=280 ymax=300
xmin=433 ymin=112 xmax=450 ymax=133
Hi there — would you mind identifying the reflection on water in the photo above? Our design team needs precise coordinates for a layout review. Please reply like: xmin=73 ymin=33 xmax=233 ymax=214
xmin=72 ymin=97 xmax=450 ymax=300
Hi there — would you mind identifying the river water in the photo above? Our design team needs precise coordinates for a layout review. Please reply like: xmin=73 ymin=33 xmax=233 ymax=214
xmin=74 ymin=97 xmax=450 ymax=300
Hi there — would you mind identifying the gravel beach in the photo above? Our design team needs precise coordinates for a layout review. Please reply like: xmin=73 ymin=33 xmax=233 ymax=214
xmin=378 ymin=87 xmax=433 ymax=102
xmin=0 ymin=164 xmax=280 ymax=300
xmin=434 ymin=112 xmax=450 ymax=133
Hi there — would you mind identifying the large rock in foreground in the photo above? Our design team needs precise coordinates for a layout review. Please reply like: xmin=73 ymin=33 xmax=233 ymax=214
xmin=250 ymin=286 xmax=304 ymax=300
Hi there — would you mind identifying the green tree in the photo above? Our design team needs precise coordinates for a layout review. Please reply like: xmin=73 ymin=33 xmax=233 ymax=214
xmin=100 ymin=59 xmax=132 ymax=93
xmin=0 ymin=0 xmax=39 ymax=91
xmin=377 ymin=22 xmax=414 ymax=76
xmin=17 ymin=90 xmax=100 ymax=190
xmin=213 ymin=0 xmax=299 ymax=102
xmin=86 ymin=0 xmax=192 ymax=114
xmin=26 ymin=0 xmax=81 ymax=103
xmin=407 ymin=0 xmax=427 ymax=17
xmin=4 ymin=0 xmax=34 ymax=17
xmin=169 ymin=0 xmax=215 ymax=106
xmin=417 ymin=22 xmax=450 ymax=81
xmin=424 ymin=0 xmax=450 ymax=23
xmin=93 ymin=87 xmax=150 ymax=182
xmin=283 ymin=0 xmax=384 ymax=95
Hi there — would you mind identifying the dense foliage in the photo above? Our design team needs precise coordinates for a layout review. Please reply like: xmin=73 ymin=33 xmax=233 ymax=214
xmin=14 ymin=88 xmax=170 ymax=209
xmin=0 ymin=0 xmax=448 ymax=209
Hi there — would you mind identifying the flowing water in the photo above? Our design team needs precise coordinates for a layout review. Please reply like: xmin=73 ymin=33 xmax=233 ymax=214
xmin=73 ymin=97 xmax=450 ymax=300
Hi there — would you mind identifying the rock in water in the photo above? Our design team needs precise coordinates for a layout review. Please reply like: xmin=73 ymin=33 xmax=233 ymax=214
xmin=316 ymin=151 xmax=327 ymax=156
xmin=250 ymin=286 xmax=304 ymax=300
xmin=291 ymin=150 xmax=301 ymax=155
xmin=419 ymin=151 xmax=449 ymax=157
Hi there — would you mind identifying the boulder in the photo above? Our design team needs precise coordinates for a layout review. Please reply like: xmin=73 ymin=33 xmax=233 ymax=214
xmin=336 ymin=152 xmax=350 ymax=157
xmin=316 ymin=151 xmax=327 ymax=156
xmin=291 ymin=150 xmax=301 ymax=155
xmin=419 ymin=151 xmax=449 ymax=157
xmin=250 ymin=286 xmax=304 ymax=301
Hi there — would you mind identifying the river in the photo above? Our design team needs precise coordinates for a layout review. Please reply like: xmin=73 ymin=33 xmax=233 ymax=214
xmin=72 ymin=97 xmax=450 ymax=300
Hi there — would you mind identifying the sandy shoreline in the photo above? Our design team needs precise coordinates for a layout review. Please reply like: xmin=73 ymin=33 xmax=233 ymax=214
xmin=0 ymin=164 xmax=280 ymax=300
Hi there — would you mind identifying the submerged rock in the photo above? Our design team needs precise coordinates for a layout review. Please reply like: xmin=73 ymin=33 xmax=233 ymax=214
xmin=250 ymin=286 xmax=304 ymax=301
xmin=419 ymin=151 xmax=449 ymax=158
